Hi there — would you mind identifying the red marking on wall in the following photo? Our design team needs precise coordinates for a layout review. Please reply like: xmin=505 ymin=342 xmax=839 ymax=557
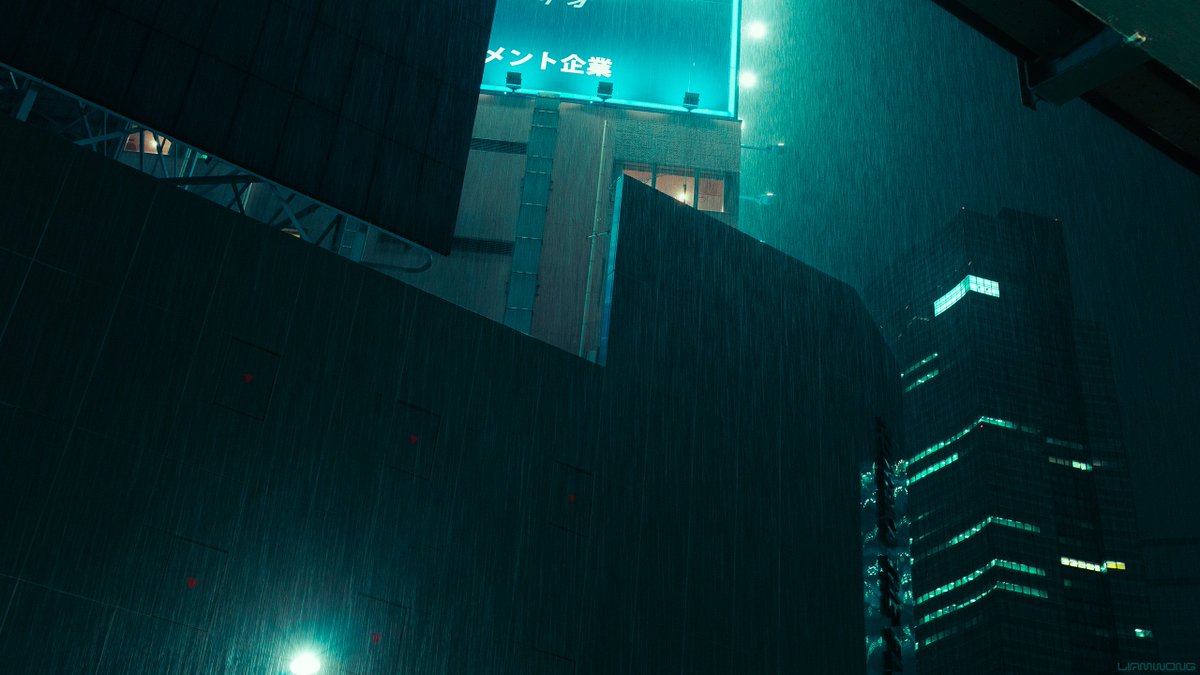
xmin=371 ymin=632 xmax=382 ymax=645
xmin=242 ymin=373 xmax=254 ymax=384
xmin=186 ymin=577 xmax=198 ymax=589
xmin=567 ymin=494 xmax=576 ymax=503
xmin=409 ymin=434 xmax=419 ymax=445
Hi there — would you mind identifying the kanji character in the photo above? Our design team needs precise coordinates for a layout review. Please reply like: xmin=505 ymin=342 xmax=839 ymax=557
xmin=586 ymin=56 xmax=612 ymax=78
xmin=568 ymin=0 xmax=587 ymax=6
xmin=510 ymin=50 xmax=533 ymax=66
xmin=540 ymin=52 xmax=557 ymax=70
xmin=560 ymin=53 xmax=586 ymax=74
xmin=486 ymin=47 xmax=506 ymax=63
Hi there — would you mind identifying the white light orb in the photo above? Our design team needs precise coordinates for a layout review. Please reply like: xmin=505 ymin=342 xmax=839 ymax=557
xmin=289 ymin=651 xmax=321 ymax=675
xmin=739 ymin=71 xmax=759 ymax=88
xmin=747 ymin=21 xmax=768 ymax=40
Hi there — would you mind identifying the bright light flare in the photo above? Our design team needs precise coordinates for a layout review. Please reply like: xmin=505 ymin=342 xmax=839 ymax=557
xmin=747 ymin=21 xmax=768 ymax=40
xmin=289 ymin=651 xmax=321 ymax=675
xmin=738 ymin=71 xmax=758 ymax=88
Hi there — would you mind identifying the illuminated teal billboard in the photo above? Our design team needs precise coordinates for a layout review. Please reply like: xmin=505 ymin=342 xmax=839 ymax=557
xmin=482 ymin=0 xmax=740 ymax=117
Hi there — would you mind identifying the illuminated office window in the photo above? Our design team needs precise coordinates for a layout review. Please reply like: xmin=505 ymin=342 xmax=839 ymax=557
xmin=902 ymin=414 xmax=1041 ymax=471
xmin=621 ymin=164 xmax=652 ymax=187
xmin=914 ymin=516 xmax=1040 ymax=561
xmin=1134 ymin=628 xmax=1153 ymax=638
xmin=1049 ymin=456 xmax=1094 ymax=471
xmin=901 ymin=353 xmax=938 ymax=378
xmin=920 ymin=582 xmax=1047 ymax=625
xmin=933 ymin=275 xmax=1000 ymax=316
xmin=697 ymin=173 xmax=726 ymax=213
xmin=124 ymin=129 xmax=172 ymax=155
xmin=904 ymin=369 xmax=939 ymax=393
xmin=916 ymin=559 xmax=1046 ymax=605
xmin=908 ymin=453 xmax=958 ymax=485
xmin=655 ymin=167 xmax=695 ymax=206
xmin=1060 ymin=556 xmax=1112 ymax=573
xmin=618 ymin=163 xmax=729 ymax=214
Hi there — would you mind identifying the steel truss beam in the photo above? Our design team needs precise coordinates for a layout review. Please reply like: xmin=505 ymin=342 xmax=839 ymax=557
xmin=0 ymin=64 xmax=434 ymax=273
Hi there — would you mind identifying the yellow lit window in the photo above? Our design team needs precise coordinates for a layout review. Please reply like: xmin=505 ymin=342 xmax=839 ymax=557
xmin=124 ymin=130 xmax=172 ymax=155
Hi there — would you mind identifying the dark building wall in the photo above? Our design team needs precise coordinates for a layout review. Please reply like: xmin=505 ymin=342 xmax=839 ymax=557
xmin=0 ymin=117 xmax=898 ymax=673
xmin=0 ymin=0 xmax=493 ymax=253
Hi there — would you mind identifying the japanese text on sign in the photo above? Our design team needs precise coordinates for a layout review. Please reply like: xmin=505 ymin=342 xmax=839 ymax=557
xmin=486 ymin=48 xmax=613 ymax=78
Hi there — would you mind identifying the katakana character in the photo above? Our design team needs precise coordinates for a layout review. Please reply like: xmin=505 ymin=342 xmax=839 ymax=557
xmin=586 ymin=56 xmax=612 ymax=78
xmin=568 ymin=0 xmax=587 ymax=6
xmin=486 ymin=47 xmax=506 ymax=63
xmin=560 ymin=53 xmax=586 ymax=74
xmin=540 ymin=52 xmax=557 ymax=70
xmin=510 ymin=50 xmax=533 ymax=66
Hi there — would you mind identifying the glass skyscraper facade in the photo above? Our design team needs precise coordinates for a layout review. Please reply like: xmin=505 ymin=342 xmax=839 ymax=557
xmin=865 ymin=208 xmax=1157 ymax=674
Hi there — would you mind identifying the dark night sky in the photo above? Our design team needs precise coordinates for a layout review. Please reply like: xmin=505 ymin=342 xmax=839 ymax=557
xmin=736 ymin=0 xmax=1200 ymax=540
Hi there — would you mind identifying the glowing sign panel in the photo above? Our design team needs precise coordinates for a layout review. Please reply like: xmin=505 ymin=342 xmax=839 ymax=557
xmin=484 ymin=0 xmax=740 ymax=116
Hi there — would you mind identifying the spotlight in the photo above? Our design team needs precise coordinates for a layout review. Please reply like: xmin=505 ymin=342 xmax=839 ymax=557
xmin=747 ymin=21 xmax=768 ymax=40
xmin=683 ymin=91 xmax=700 ymax=111
xmin=505 ymin=71 xmax=522 ymax=93
xmin=597 ymin=81 xmax=613 ymax=102
xmin=289 ymin=651 xmax=321 ymax=675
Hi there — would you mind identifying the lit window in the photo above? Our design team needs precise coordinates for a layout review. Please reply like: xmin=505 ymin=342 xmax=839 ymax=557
xmin=124 ymin=129 xmax=172 ymax=155
xmin=1134 ymin=628 xmax=1153 ymax=638
xmin=619 ymin=163 xmax=729 ymax=213
xmin=916 ymin=559 xmax=1046 ymax=605
xmin=901 ymin=414 xmax=1041 ymax=472
xmin=1105 ymin=560 xmax=1126 ymax=571
xmin=621 ymin=164 xmax=652 ymax=187
xmin=933 ymin=275 xmax=1000 ymax=316
xmin=654 ymin=167 xmax=695 ymax=207
xmin=697 ymin=173 xmax=726 ymax=213
xmin=914 ymin=516 xmax=1040 ymax=561
xmin=920 ymin=582 xmax=1047 ymax=625
xmin=1049 ymin=456 xmax=1094 ymax=471
xmin=908 ymin=453 xmax=958 ymax=485
xmin=904 ymin=369 xmax=939 ymax=393
xmin=1060 ymin=556 xmax=1112 ymax=573
xmin=901 ymin=353 xmax=938 ymax=378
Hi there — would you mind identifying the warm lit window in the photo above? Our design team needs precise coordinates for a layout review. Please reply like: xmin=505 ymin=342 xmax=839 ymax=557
xmin=655 ymin=167 xmax=695 ymax=207
xmin=697 ymin=173 xmax=725 ymax=213
xmin=617 ymin=163 xmax=729 ymax=213
xmin=124 ymin=129 xmax=172 ymax=155
xmin=621 ymin=164 xmax=652 ymax=187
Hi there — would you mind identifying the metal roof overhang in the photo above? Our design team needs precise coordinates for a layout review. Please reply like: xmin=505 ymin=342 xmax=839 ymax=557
xmin=931 ymin=0 xmax=1200 ymax=175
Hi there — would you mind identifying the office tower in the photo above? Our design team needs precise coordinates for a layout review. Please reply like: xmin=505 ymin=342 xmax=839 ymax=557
xmin=865 ymin=208 xmax=1157 ymax=674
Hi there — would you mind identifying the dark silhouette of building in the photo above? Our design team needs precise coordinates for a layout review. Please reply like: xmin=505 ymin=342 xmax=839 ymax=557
xmin=0 ymin=103 xmax=900 ymax=671
xmin=0 ymin=0 xmax=492 ymax=251
xmin=865 ymin=208 xmax=1158 ymax=674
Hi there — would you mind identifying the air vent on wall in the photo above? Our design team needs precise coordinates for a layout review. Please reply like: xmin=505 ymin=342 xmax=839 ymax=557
xmin=470 ymin=138 xmax=528 ymax=154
